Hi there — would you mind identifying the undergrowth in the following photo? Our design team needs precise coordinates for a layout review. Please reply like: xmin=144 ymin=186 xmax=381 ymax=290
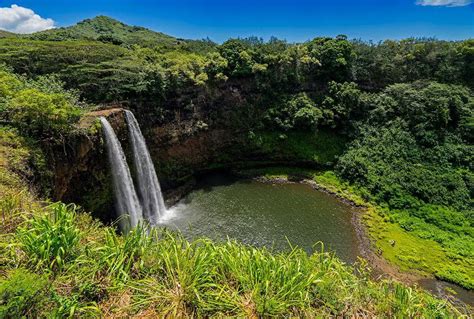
xmin=247 ymin=130 xmax=348 ymax=165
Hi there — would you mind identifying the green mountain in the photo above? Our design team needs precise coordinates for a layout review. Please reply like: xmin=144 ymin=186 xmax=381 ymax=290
xmin=1 ymin=16 xmax=215 ymax=52
xmin=0 ymin=30 xmax=17 ymax=38
xmin=26 ymin=16 xmax=205 ymax=49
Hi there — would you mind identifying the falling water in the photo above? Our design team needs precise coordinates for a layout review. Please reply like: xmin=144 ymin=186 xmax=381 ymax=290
xmin=125 ymin=110 xmax=166 ymax=224
xmin=100 ymin=117 xmax=143 ymax=231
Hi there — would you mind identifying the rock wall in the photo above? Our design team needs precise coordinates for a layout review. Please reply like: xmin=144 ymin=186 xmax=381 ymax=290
xmin=52 ymin=108 xmax=127 ymax=221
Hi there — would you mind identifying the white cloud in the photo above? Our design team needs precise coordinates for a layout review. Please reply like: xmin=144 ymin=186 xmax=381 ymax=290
xmin=0 ymin=4 xmax=55 ymax=34
xmin=416 ymin=0 xmax=472 ymax=7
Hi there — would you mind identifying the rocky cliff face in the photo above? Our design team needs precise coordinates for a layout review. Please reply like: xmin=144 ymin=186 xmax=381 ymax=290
xmin=52 ymin=108 xmax=127 ymax=221
xmin=148 ymin=121 xmax=237 ymax=182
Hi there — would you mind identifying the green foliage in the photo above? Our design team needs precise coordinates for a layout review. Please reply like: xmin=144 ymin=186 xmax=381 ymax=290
xmin=409 ymin=204 xmax=473 ymax=234
xmin=322 ymin=81 xmax=364 ymax=131
xmin=17 ymin=203 xmax=82 ymax=271
xmin=0 ymin=18 xmax=471 ymax=111
xmin=336 ymin=81 xmax=473 ymax=213
xmin=159 ymin=51 xmax=208 ymax=87
xmin=458 ymin=39 xmax=474 ymax=88
xmin=0 ymin=66 xmax=83 ymax=139
xmin=266 ymin=44 xmax=319 ymax=86
xmin=367 ymin=82 xmax=473 ymax=145
xmin=50 ymin=291 xmax=100 ymax=318
xmin=0 ymin=38 xmax=129 ymax=76
xmin=131 ymin=232 xmax=221 ymax=316
xmin=214 ymin=243 xmax=318 ymax=316
xmin=248 ymin=130 xmax=347 ymax=165
xmin=218 ymin=39 xmax=255 ymax=77
xmin=7 ymin=88 xmax=81 ymax=137
xmin=334 ymin=85 xmax=474 ymax=287
xmin=364 ymin=204 xmax=474 ymax=290
xmin=337 ymin=122 xmax=471 ymax=210
xmin=66 ymin=55 xmax=151 ymax=101
xmin=0 ymin=126 xmax=52 ymax=202
xmin=0 ymin=269 xmax=49 ymax=318
xmin=0 ymin=68 xmax=23 ymax=99
xmin=306 ymin=35 xmax=354 ymax=82
xmin=97 ymin=226 xmax=153 ymax=282
xmin=294 ymin=104 xmax=323 ymax=130
xmin=204 ymin=52 xmax=229 ymax=82
xmin=352 ymin=38 xmax=472 ymax=90
xmin=264 ymin=93 xmax=323 ymax=131
xmin=0 ymin=30 xmax=17 ymax=38
xmin=0 ymin=127 xmax=31 ymax=188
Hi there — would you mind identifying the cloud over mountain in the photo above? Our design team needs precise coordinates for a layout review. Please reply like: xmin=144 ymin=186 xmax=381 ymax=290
xmin=0 ymin=4 xmax=55 ymax=34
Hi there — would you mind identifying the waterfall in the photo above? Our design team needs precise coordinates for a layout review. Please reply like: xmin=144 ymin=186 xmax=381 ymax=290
xmin=100 ymin=117 xmax=143 ymax=231
xmin=125 ymin=110 xmax=166 ymax=224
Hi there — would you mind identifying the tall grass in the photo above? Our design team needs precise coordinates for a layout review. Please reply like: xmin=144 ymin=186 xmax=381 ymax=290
xmin=16 ymin=202 xmax=81 ymax=271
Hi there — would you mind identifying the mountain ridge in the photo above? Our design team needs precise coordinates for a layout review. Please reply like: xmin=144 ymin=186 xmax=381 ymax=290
xmin=23 ymin=15 xmax=215 ymax=52
xmin=27 ymin=15 xmax=177 ymax=45
xmin=0 ymin=29 xmax=17 ymax=38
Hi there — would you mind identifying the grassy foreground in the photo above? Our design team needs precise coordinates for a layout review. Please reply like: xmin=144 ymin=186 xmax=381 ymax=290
xmin=1 ymin=203 xmax=466 ymax=318
xmin=0 ymin=130 xmax=469 ymax=318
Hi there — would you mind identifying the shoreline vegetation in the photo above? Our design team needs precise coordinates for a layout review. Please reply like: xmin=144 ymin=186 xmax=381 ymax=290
xmin=251 ymin=174 xmax=474 ymax=306
xmin=238 ymin=167 xmax=474 ymax=292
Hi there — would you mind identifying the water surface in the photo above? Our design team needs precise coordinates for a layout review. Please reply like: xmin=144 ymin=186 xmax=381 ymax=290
xmin=161 ymin=174 xmax=361 ymax=263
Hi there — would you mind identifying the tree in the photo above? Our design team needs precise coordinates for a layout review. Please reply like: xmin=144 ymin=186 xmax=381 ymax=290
xmin=265 ymin=93 xmax=323 ymax=131
xmin=458 ymin=39 xmax=474 ymax=89
xmin=367 ymin=82 xmax=473 ymax=146
xmin=322 ymin=81 xmax=363 ymax=132
xmin=306 ymin=35 xmax=354 ymax=83
xmin=218 ymin=39 xmax=256 ymax=77
xmin=6 ymin=88 xmax=81 ymax=137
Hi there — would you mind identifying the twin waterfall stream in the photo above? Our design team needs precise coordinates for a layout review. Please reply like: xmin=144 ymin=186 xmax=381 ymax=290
xmin=100 ymin=111 xmax=166 ymax=231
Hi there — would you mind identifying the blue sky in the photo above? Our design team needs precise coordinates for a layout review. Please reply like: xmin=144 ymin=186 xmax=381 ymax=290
xmin=0 ymin=0 xmax=472 ymax=42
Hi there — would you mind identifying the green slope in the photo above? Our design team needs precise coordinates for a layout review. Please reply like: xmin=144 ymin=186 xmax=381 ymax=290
xmin=0 ymin=29 xmax=17 ymax=38
xmin=27 ymin=16 xmax=176 ymax=45
xmin=26 ymin=15 xmax=215 ymax=52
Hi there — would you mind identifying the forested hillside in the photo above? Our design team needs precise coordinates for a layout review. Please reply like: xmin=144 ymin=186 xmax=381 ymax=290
xmin=0 ymin=16 xmax=472 ymax=317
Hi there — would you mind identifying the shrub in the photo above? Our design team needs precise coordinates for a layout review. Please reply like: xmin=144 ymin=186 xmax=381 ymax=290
xmin=6 ymin=88 xmax=81 ymax=137
xmin=265 ymin=93 xmax=323 ymax=131
xmin=0 ymin=269 xmax=49 ymax=318
xmin=0 ymin=69 xmax=23 ymax=98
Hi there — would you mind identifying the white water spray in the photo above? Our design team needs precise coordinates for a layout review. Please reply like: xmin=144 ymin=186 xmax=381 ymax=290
xmin=125 ymin=110 xmax=166 ymax=224
xmin=100 ymin=117 xmax=143 ymax=231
